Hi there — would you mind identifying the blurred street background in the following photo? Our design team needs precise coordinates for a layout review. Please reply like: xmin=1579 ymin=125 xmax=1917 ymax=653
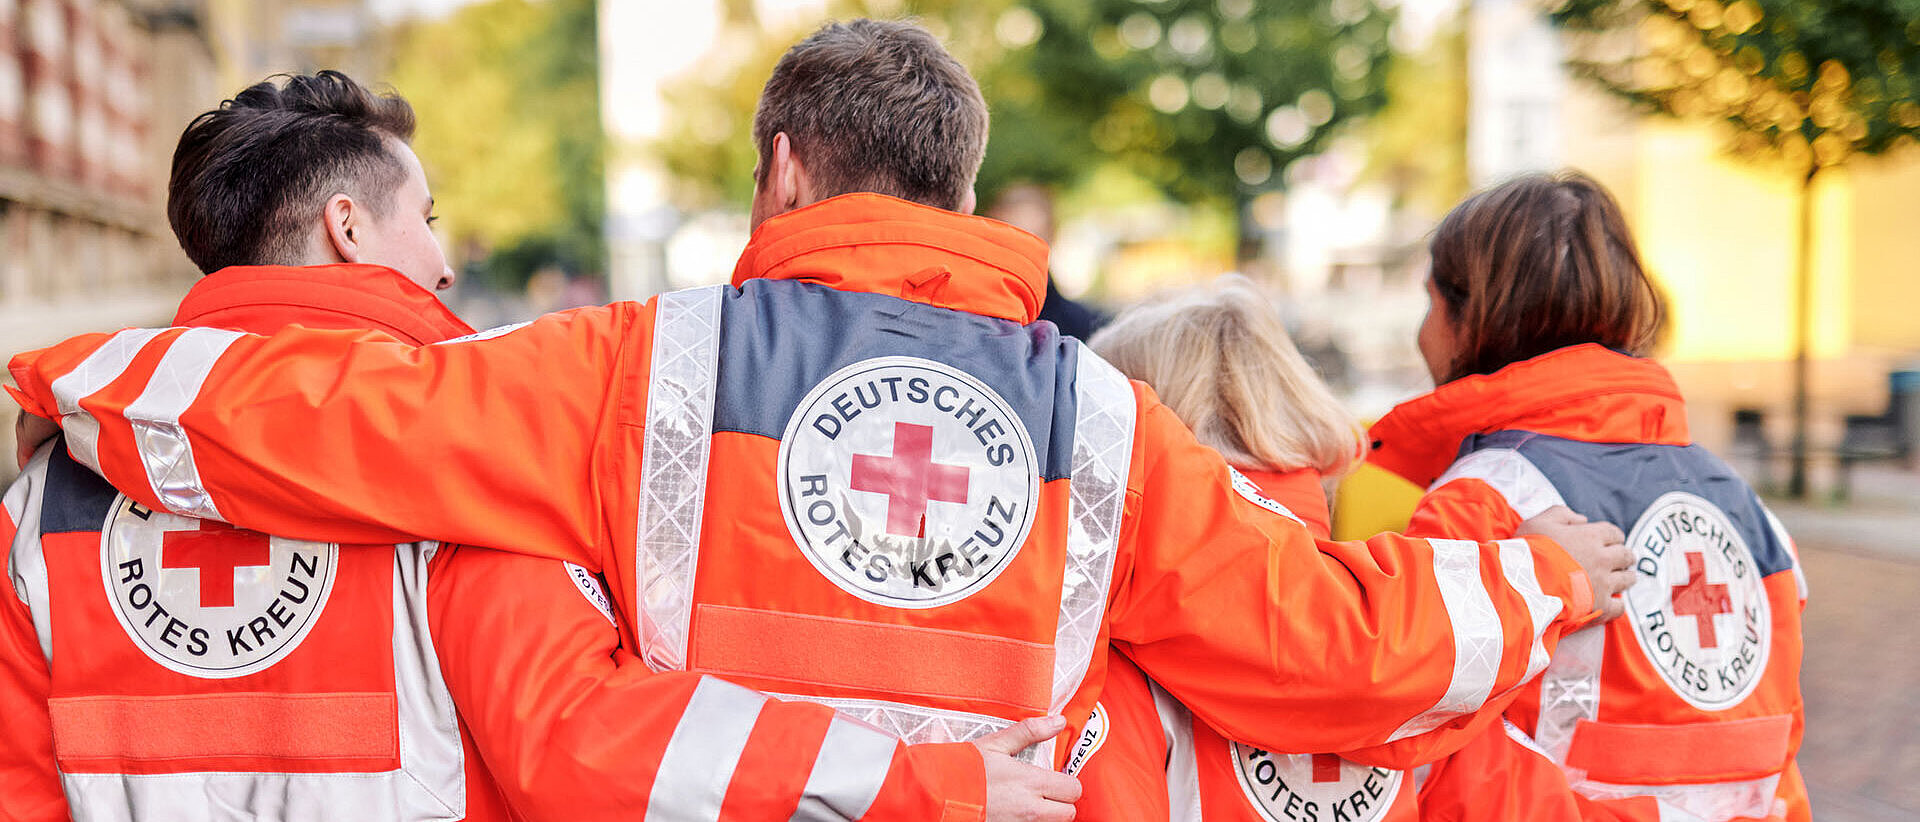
xmin=0 ymin=0 xmax=1910 ymax=817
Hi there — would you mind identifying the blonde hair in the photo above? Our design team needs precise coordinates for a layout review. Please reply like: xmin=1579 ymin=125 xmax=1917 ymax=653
xmin=1088 ymin=275 xmax=1366 ymax=476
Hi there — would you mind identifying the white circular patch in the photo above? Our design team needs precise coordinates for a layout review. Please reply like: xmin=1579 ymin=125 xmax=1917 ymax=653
xmin=778 ymin=356 xmax=1040 ymax=609
xmin=1231 ymin=744 xmax=1402 ymax=822
xmin=1622 ymin=491 xmax=1772 ymax=710
xmin=101 ymin=497 xmax=337 ymax=679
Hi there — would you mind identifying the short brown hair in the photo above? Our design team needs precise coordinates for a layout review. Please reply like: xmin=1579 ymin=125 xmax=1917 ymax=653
xmin=168 ymin=70 xmax=417 ymax=274
xmin=752 ymin=19 xmax=987 ymax=211
xmin=1427 ymin=171 xmax=1666 ymax=383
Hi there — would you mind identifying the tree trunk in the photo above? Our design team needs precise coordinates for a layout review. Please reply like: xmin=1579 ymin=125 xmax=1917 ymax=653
xmin=1787 ymin=164 xmax=1817 ymax=499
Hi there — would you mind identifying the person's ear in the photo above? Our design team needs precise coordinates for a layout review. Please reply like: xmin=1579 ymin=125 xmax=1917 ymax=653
xmin=767 ymin=132 xmax=805 ymax=212
xmin=322 ymin=193 xmax=360 ymax=263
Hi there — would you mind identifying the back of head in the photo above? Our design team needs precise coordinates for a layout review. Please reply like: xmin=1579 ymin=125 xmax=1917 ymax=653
xmin=753 ymin=19 xmax=987 ymax=211
xmin=1427 ymin=171 xmax=1666 ymax=383
xmin=1089 ymin=275 xmax=1366 ymax=476
xmin=168 ymin=70 xmax=417 ymax=274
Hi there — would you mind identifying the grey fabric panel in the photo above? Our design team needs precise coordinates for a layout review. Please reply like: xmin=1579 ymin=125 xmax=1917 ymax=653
xmin=1460 ymin=430 xmax=1796 ymax=577
xmin=40 ymin=438 xmax=119 ymax=535
xmin=711 ymin=279 xmax=1082 ymax=480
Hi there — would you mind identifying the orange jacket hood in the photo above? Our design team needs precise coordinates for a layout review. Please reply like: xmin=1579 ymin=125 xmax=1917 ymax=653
xmin=730 ymin=192 xmax=1050 ymax=325
xmin=174 ymin=263 xmax=475 ymax=344
xmin=1369 ymin=344 xmax=1691 ymax=488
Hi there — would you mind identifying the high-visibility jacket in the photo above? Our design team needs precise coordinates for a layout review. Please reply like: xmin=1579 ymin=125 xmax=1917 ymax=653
xmin=0 ymin=264 xmax=513 ymax=821
xmin=1074 ymin=468 xmax=1416 ymax=822
xmin=10 ymin=194 xmax=1606 ymax=802
xmin=1367 ymin=344 xmax=1809 ymax=822
xmin=0 ymin=264 xmax=985 ymax=822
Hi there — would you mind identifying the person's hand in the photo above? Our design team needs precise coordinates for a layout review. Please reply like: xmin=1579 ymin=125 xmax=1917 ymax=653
xmin=15 ymin=412 xmax=55 ymax=469
xmin=1517 ymin=505 xmax=1634 ymax=623
xmin=974 ymin=716 xmax=1080 ymax=822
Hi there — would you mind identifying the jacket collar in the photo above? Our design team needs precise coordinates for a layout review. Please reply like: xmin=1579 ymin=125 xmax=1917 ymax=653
xmin=730 ymin=193 xmax=1049 ymax=324
xmin=174 ymin=264 xmax=475 ymax=345
xmin=1368 ymin=344 xmax=1691 ymax=488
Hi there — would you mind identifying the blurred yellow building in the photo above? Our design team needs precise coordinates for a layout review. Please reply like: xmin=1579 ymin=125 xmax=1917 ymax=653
xmin=1473 ymin=0 xmax=1920 ymax=488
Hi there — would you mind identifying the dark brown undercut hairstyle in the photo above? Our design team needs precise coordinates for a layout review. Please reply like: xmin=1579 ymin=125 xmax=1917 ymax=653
xmin=167 ymin=70 xmax=417 ymax=274
xmin=1427 ymin=171 xmax=1667 ymax=383
xmin=752 ymin=19 xmax=988 ymax=211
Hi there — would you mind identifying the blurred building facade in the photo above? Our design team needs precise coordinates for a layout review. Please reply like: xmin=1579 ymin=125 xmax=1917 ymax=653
xmin=1472 ymin=0 xmax=1920 ymax=485
xmin=0 ymin=0 xmax=380 ymax=481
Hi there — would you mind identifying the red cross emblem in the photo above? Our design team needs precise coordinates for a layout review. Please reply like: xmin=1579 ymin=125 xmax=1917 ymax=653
xmin=1671 ymin=551 xmax=1732 ymax=648
xmin=1311 ymin=754 xmax=1343 ymax=783
xmin=850 ymin=422 xmax=971 ymax=537
xmin=162 ymin=521 xmax=273 ymax=608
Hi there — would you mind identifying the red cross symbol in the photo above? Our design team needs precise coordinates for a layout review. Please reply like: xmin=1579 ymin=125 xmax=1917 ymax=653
xmin=162 ymin=521 xmax=273 ymax=608
xmin=850 ymin=422 xmax=971 ymax=537
xmin=1312 ymin=754 xmax=1343 ymax=783
xmin=1670 ymin=551 xmax=1732 ymax=648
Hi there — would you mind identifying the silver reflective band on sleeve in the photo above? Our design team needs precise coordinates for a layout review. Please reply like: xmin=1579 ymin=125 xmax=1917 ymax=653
xmin=648 ymin=676 xmax=768 ymax=822
xmin=1496 ymin=538 xmax=1564 ymax=686
xmin=1574 ymin=773 xmax=1782 ymax=822
xmin=790 ymin=716 xmax=900 ymax=822
xmin=1533 ymin=623 xmax=1605 ymax=762
xmin=6 ymin=449 xmax=56 ymax=663
xmin=1431 ymin=448 xmax=1567 ymax=519
xmin=48 ymin=327 xmax=170 ymax=474
xmin=634 ymin=285 xmax=724 ymax=672
xmin=777 ymin=693 xmax=1032 ymax=760
xmin=122 ymin=327 xmax=245 ymax=521
xmin=1388 ymin=538 xmax=1502 ymax=741
xmin=1053 ymin=344 xmax=1135 ymax=719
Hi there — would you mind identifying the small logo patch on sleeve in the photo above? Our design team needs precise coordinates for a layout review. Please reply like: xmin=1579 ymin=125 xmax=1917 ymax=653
xmin=1062 ymin=703 xmax=1109 ymax=777
xmin=1228 ymin=467 xmax=1303 ymax=527
xmin=565 ymin=563 xmax=618 ymax=627
xmin=435 ymin=321 xmax=532 ymax=345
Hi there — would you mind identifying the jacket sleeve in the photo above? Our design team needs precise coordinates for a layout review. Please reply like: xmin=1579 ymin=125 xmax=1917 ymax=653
xmin=1107 ymin=395 xmax=1596 ymax=767
xmin=6 ymin=304 xmax=647 ymax=570
xmin=423 ymin=545 xmax=987 ymax=822
xmin=0 ymin=468 xmax=68 ymax=822
xmin=1416 ymin=719 xmax=1661 ymax=822
xmin=1404 ymin=477 xmax=1526 ymax=542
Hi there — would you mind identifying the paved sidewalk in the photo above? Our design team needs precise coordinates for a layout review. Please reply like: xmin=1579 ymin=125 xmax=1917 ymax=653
xmin=1773 ymin=469 xmax=1920 ymax=822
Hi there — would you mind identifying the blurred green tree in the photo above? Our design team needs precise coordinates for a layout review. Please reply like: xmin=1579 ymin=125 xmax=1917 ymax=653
xmin=1552 ymin=0 xmax=1920 ymax=498
xmin=655 ymin=0 xmax=1399 ymax=257
xmin=387 ymin=0 xmax=605 ymax=289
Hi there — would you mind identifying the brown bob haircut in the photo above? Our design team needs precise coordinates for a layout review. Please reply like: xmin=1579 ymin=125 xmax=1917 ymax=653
xmin=752 ymin=19 xmax=988 ymax=212
xmin=168 ymin=70 xmax=417 ymax=274
xmin=1427 ymin=171 xmax=1666 ymax=383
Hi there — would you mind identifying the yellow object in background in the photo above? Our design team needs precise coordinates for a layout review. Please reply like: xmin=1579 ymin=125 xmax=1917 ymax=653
xmin=1330 ymin=461 xmax=1424 ymax=541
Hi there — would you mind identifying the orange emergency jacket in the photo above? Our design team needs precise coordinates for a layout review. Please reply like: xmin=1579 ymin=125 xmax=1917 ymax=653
xmin=1 ymin=264 xmax=988 ymax=822
xmin=0 ymin=264 xmax=515 ymax=821
xmin=1075 ymin=468 xmax=1416 ymax=822
xmin=1367 ymin=344 xmax=1809 ymax=822
xmin=12 ymin=194 xmax=1608 ymax=816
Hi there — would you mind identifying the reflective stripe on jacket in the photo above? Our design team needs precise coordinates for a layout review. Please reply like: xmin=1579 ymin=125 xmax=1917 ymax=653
xmin=1370 ymin=344 xmax=1808 ymax=822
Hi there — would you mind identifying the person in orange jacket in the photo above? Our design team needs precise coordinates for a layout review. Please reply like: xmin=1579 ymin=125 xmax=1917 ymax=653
xmin=8 ymin=21 xmax=1639 ymax=813
xmin=1365 ymin=173 xmax=1809 ymax=822
xmin=0 ymin=70 xmax=1068 ymax=822
xmin=1066 ymin=276 xmax=1418 ymax=822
